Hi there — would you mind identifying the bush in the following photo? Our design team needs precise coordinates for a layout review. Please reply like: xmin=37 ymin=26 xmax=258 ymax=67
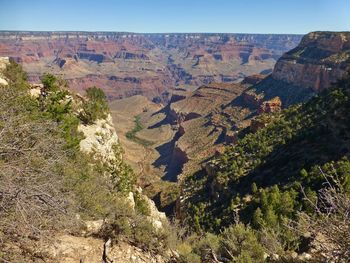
xmin=62 ymin=154 xmax=120 ymax=219
xmin=176 ymin=223 xmax=265 ymax=262
xmin=0 ymin=75 xmax=78 ymax=258
xmin=80 ymin=87 xmax=109 ymax=124
xmin=219 ymin=223 xmax=265 ymax=262
xmin=41 ymin=73 xmax=68 ymax=91
xmin=134 ymin=192 xmax=151 ymax=216
xmin=3 ymin=59 xmax=28 ymax=89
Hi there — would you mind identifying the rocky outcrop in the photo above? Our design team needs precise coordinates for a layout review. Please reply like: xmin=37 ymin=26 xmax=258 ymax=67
xmin=161 ymin=82 xmax=249 ymax=183
xmin=242 ymin=90 xmax=281 ymax=114
xmin=45 ymin=235 xmax=167 ymax=263
xmin=78 ymin=114 xmax=167 ymax=229
xmin=258 ymin=96 xmax=282 ymax=114
xmin=78 ymin=114 xmax=121 ymax=163
xmin=272 ymin=32 xmax=350 ymax=91
xmin=139 ymin=189 xmax=167 ymax=229
xmin=0 ymin=57 xmax=9 ymax=85
xmin=169 ymin=83 xmax=245 ymax=123
xmin=248 ymin=32 xmax=350 ymax=107
xmin=225 ymin=130 xmax=238 ymax=144
xmin=114 ymin=51 xmax=150 ymax=60
xmin=29 ymin=83 xmax=44 ymax=97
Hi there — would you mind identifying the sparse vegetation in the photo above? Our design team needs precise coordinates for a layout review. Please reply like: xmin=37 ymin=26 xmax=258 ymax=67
xmin=126 ymin=115 xmax=143 ymax=139
xmin=80 ymin=86 xmax=109 ymax=124
xmin=0 ymin=62 xmax=164 ymax=261
xmin=183 ymin=76 xmax=350 ymax=258
xmin=126 ymin=115 xmax=154 ymax=146
xmin=0 ymin=65 xmax=78 ymax=259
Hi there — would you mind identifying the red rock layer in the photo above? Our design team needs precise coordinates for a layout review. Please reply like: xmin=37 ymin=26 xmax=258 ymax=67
xmin=0 ymin=32 xmax=302 ymax=101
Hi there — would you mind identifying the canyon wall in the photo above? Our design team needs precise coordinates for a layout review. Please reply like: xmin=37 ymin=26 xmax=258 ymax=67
xmin=272 ymin=31 xmax=350 ymax=91
xmin=249 ymin=32 xmax=350 ymax=106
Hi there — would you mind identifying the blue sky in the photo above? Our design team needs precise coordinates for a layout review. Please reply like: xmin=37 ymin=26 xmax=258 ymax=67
xmin=0 ymin=0 xmax=349 ymax=34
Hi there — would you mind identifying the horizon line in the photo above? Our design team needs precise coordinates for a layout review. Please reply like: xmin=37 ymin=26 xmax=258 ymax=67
xmin=1 ymin=30 xmax=348 ymax=36
xmin=0 ymin=30 xmax=311 ymax=36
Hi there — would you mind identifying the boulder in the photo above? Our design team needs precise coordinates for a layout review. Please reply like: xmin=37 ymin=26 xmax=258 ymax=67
xmin=83 ymin=220 xmax=104 ymax=236
xmin=136 ymin=187 xmax=167 ymax=230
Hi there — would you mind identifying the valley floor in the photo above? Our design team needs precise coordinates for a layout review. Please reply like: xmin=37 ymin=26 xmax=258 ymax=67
xmin=109 ymin=96 xmax=179 ymax=206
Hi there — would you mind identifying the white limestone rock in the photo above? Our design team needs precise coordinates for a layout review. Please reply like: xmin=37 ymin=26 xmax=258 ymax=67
xmin=0 ymin=57 xmax=9 ymax=86
xmin=78 ymin=114 xmax=121 ymax=164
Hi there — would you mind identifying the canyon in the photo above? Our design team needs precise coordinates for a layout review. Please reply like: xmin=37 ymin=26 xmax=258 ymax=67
xmin=1 ymin=30 xmax=349 ymax=217
xmin=108 ymin=32 xmax=350 ymax=214
xmin=0 ymin=31 xmax=302 ymax=102
xmin=1 ymin=30 xmax=350 ymax=262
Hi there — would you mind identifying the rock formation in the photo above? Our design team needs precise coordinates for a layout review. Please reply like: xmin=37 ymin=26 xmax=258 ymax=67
xmin=78 ymin=114 xmax=122 ymax=165
xmin=241 ymin=32 xmax=350 ymax=108
xmin=44 ymin=235 xmax=167 ymax=263
xmin=77 ymin=108 xmax=167 ymax=230
xmin=258 ymin=96 xmax=282 ymax=114
xmin=242 ymin=90 xmax=264 ymax=108
xmin=272 ymin=32 xmax=350 ymax=91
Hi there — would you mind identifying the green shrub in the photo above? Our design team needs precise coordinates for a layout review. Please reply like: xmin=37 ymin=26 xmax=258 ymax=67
xmin=219 ymin=223 xmax=265 ymax=262
xmin=80 ymin=87 xmax=109 ymax=124
xmin=134 ymin=192 xmax=151 ymax=216
xmin=3 ymin=59 xmax=28 ymax=90
xmin=41 ymin=73 xmax=59 ymax=91
xmin=110 ymin=144 xmax=136 ymax=193
xmin=62 ymin=154 xmax=119 ymax=219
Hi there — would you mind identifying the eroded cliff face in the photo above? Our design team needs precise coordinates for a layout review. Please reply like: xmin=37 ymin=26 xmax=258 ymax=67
xmin=241 ymin=32 xmax=350 ymax=107
xmin=272 ymin=32 xmax=350 ymax=91
xmin=76 ymin=111 xmax=167 ymax=230
xmin=0 ymin=31 xmax=302 ymax=101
